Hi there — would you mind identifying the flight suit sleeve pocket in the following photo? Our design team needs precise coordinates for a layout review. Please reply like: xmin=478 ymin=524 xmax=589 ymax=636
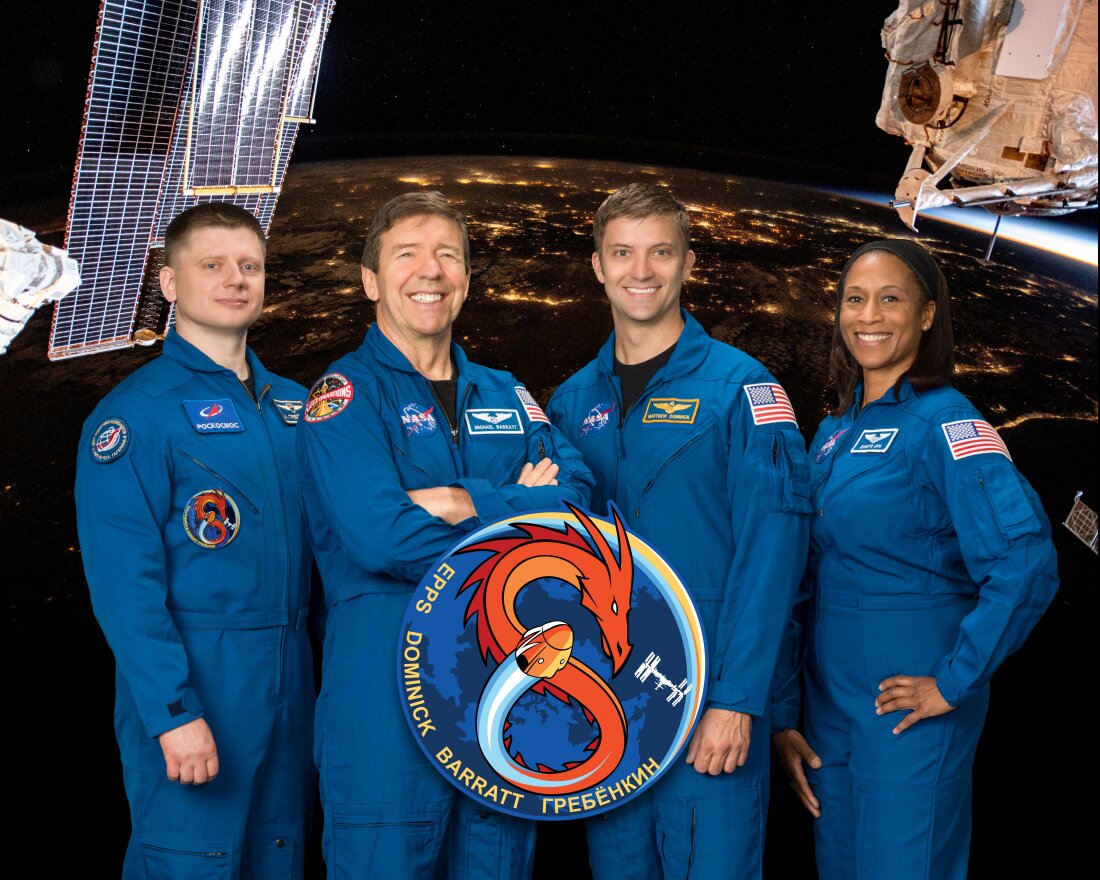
xmin=769 ymin=432 xmax=812 ymax=515
xmin=976 ymin=466 xmax=1043 ymax=538
xmin=962 ymin=467 xmax=1042 ymax=558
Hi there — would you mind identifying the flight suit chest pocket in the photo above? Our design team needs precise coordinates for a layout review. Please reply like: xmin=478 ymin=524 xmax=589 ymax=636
xmin=815 ymin=445 xmax=909 ymax=510
xmin=629 ymin=414 xmax=718 ymax=496
xmin=468 ymin=430 xmax=530 ymax=485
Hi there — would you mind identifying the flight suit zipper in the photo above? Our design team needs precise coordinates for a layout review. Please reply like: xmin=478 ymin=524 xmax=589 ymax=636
xmin=254 ymin=382 xmax=292 ymax=703
xmin=641 ymin=431 xmax=708 ymax=497
xmin=606 ymin=368 xmax=674 ymax=519
xmin=815 ymin=397 xmax=883 ymax=518
xmin=179 ymin=453 xmax=260 ymax=513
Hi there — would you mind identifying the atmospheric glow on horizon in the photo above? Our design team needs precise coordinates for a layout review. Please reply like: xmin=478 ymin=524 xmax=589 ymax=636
xmin=833 ymin=190 xmax=1098 ymax=267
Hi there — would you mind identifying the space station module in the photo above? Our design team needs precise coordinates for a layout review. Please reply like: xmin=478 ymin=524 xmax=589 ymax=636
xmin=0 ymin=219 xmax=80 ymax=355
xmin=877 ymin=0 xmax=1097 ymax=228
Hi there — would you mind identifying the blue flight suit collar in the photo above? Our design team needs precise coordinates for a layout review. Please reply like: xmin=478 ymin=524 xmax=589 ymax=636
xmin=594 ymin=309 xmax=710 ymax=384
xmin=848 ymin=378 xmax=918 ymax=417
xmin=161 ymin=329 xmax=278 ymax=390
xmin=360 ymin=323 xmax=476 ymax=386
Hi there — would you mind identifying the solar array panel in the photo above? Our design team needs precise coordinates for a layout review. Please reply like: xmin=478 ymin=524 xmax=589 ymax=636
xmin=51 ymin=0 xmax=335 ymax=360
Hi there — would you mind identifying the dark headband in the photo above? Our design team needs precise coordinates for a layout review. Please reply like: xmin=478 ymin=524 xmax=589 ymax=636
xmin=838 ymin=238 xmax=943 ymax=301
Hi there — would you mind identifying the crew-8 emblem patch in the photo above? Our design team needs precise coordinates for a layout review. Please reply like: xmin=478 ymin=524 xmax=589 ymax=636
xmin=305 ymin=374 xmax=354 ymax=423
xmin=91 ymin=418 xmax=130 ymax=463
xmin=183 ymin=489 xmax=240 ymax=549
xmin=398 ymin=504 xmax=707 ymax=820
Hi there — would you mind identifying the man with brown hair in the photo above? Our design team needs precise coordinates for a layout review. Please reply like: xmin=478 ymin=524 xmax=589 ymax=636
xmin=75 ymin=202 xmax=315 ymax=877
xmin=547 ymin=183 xmax=810 ymax=879
xmin=298 ymin=191 xmax=593 ymax=878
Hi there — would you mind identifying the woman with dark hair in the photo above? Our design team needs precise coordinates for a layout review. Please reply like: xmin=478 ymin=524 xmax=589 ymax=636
xmin=771 ymin=239 xmax=1058 ymax=879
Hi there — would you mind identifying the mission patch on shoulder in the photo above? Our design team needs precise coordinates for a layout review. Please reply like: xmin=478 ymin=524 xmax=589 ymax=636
xmin=91 ymin=418 xmax=131 ymax=463
xmin=305 ymin=373 xmax=354 ymax=423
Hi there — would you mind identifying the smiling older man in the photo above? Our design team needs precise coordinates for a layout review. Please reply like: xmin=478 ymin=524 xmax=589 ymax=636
xmin=298 ymin=191 xmax=593 ymax=879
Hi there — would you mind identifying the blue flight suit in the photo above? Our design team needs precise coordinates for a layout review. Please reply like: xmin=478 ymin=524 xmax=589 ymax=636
xmin=773 ymin=381 xmax=1058 ymax=880
xmin=297 ymin=325 xmax=594 ymax=880
xmin=75 ymin=331 xmax=316 ymax=878
xmin=546 ymin=312 xmax=811 ymax=880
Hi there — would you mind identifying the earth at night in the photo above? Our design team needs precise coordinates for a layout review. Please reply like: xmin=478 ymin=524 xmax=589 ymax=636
xmin=2 ymin=155 xmax=1095 ymax=876
xmin=2 ymin=155 xmax=1094 ymax=624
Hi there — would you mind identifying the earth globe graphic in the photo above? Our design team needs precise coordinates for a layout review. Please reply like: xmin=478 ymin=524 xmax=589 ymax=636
xmin=0 ymin=154 xmax=1094 ymax=877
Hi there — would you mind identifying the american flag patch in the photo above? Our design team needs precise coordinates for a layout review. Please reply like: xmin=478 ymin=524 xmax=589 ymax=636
xmin=744 ymin=383 xmax=798 ymax=426
xmin=514 ymin=386 xmax=550 ymax=423
xmin=941 ymin=419 xmax=1011 ymax=461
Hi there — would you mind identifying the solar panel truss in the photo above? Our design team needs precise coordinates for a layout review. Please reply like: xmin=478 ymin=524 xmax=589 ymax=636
xmin=50 ymin=0 xmax=335 ymax=360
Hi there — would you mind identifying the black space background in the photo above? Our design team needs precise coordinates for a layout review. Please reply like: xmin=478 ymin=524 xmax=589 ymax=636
xmin=1 ymin=2 xmax=1096 ymax=877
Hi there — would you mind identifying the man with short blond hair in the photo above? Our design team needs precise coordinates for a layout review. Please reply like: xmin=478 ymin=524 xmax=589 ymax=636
xmin=76 ymin=202 xmax=315 ymax=878
xmin=547 ymin=182 xmax=810 ymax=879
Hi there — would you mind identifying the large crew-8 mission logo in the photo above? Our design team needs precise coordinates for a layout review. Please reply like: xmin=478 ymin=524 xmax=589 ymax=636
xmin=398 ymin=504 xmax=707 ymax=820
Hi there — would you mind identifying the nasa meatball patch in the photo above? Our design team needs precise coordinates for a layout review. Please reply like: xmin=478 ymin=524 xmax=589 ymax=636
xmin=398 ymin=504 xmax=708 ymax=821
xmin=401 ymin=402 xmax=439 ymax=437
xmin=90 ymin=418 xmax=130 ymax=463
xmin=305 ymin=373 xmax=354 ymax=423
xmin=579 ymin=402 xmax=616 ymax=437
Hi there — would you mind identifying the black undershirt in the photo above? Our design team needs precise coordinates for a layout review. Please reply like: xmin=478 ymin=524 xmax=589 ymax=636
xmin=239 ymin=373 xmax=256 ymax=401
xmin=614 ymin=343 xmax=676 ymax=413
xmin=429 ymin=377 xmax=458 ymax=437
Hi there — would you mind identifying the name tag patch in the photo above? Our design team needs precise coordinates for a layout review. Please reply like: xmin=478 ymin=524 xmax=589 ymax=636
xmin=850 ymin=428 xmax=899 ymax=454
xmin=465 ymin=409 xmax=524 ymax=435
xmin=642 ymin=398 xmax=700 ymax=424
xmin=183 ymin=399 xmax=244 ymax=433
xmin=272 ymin=398 xmax=304 ymax=426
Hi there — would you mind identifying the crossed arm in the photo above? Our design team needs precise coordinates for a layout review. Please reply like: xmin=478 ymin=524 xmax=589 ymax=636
xmin=407 ymin=457 xmax=561 ymax=522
